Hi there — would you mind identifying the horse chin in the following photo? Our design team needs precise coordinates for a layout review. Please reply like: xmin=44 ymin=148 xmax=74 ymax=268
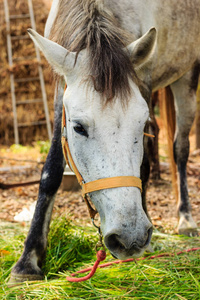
xmin=110 ymin=248 xmax=145 ymax=260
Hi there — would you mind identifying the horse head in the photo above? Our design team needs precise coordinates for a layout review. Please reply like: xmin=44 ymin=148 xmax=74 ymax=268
xmin=28 ymin=27 xmax=157 ymax=259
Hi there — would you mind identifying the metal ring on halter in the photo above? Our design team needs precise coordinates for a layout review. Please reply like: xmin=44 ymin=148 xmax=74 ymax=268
xmin=62 ymin=126 xmax=67 ymax=138
xmin=91 ymin=219 xmax=106 ymax=251
xmin=95 ymin=229 xmax=106 ymax=252
xmin=95 ymin=240 xmax=106 ymax=252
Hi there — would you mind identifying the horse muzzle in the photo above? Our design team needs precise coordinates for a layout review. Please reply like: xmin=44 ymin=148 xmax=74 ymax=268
xmin=104 ymin=225 xmax=153 ymax=259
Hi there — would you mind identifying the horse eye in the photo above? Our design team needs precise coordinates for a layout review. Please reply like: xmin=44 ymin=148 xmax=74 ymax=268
xmin=73 ymin=123 xmax=88 ymax=137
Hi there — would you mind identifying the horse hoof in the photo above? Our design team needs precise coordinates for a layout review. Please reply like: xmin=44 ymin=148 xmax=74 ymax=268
xmin=145 ymin=243 xmax=154 ymax=253
xmin=178 ymin=213 xmax=199 ymax=237
xmin=8 ymin=273 xmax=44 ymax=286
xmin=178 ymin=228 xmax=199 ymax=237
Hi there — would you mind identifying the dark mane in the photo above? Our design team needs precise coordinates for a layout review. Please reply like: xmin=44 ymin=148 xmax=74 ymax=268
xmin=49 ymin=0 xmax=137 ymax=102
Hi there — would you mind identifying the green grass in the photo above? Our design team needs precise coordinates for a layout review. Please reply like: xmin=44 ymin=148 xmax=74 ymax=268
xmin=0 ymin=218 xmax=200 ymax=299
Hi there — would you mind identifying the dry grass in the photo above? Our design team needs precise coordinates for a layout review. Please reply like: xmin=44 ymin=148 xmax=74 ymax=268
xmin=0 ymin=217 xmax=200 ymax=299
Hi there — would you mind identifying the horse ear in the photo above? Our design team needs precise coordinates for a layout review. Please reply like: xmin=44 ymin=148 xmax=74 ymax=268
xmin=127 ymin=28 xmax=157 ymax=68
xmin=27 ymin=29 xmax=76 ymax=76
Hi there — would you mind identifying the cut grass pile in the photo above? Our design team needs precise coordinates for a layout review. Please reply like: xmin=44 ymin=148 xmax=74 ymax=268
xmin=0 ymin=217 xmax=200 ymax=299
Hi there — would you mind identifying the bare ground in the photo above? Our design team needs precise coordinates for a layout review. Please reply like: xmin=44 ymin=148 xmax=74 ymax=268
xmin=0 ymin=137 xmax=199 ymax=235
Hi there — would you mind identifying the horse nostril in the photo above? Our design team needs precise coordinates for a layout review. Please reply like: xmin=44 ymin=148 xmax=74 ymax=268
xmin=144 ymin=227 xmax=153 ymax=247
xmin=104 ymin=226 xmax=153 ymax=254
xmin=105 ymin=234 xmax=125 ymax=252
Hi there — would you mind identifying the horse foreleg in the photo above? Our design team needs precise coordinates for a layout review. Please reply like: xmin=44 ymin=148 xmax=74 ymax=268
xmin=141 ymin=144 xmax=151 ymax=220
xmin=10 ymin=83 xmax=65 ymax=283
xmin=141 ymin=146 xmax=153 ymax=253
xmin=170 ymin=70 xmax=198 ymax=236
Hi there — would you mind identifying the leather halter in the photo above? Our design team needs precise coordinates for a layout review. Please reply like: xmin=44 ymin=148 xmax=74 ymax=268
xmin=61 ymin=105 xmax=143 ymax=219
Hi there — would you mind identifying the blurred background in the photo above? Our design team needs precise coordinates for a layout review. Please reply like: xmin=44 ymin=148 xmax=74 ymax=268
xmin=0 ymin=0 xmax=54 ymax=145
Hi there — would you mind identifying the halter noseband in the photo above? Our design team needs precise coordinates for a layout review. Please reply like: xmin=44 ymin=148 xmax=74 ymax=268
xmin=61 ymin=105 xmax=143 ymax=219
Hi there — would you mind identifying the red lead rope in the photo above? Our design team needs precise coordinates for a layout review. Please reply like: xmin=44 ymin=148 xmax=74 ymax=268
xmin=66 ymin=250 xmax=106 ymax=282
xmin=66 ymin=247 xmax=200 ymax=282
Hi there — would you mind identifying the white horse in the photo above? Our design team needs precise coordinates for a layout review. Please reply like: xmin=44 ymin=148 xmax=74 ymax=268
xmin=10 ymin=0 xmax=199 ymax=282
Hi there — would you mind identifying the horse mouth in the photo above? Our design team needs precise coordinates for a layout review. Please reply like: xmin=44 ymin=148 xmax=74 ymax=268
xmin=109 ymin=245 xmax=145 ymax=260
